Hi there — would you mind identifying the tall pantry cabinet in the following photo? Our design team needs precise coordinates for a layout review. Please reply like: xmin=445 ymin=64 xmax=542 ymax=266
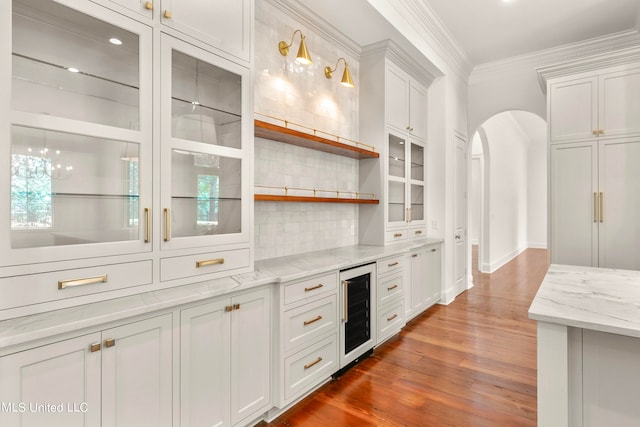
xmin=543 ymin=60 xmax=640 ymax=270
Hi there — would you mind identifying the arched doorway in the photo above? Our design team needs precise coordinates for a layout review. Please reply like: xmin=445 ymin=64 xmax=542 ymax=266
xmin=470 ymin=111 xmax=547 ymax=275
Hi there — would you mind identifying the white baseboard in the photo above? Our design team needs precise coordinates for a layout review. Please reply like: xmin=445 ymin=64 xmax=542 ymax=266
xmin=528 ymin=242 xmax=548 ymax=249
xmin=488 ymin=245 xmax=527 ymax=273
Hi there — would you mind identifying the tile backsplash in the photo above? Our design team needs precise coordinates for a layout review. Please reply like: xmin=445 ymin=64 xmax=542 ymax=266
xmin=254 ymin=1 xmax=361 ymax=260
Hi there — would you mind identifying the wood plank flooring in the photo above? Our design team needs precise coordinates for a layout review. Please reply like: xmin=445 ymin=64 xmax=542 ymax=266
xmin=259 ymin=247 xmax=550 ymax=426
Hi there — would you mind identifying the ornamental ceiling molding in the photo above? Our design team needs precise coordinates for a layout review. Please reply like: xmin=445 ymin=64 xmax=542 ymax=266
xmin=469 ymin=29 xmax=640 ymax=87
xmin=390 ymin=0 xmax=473 ymax=79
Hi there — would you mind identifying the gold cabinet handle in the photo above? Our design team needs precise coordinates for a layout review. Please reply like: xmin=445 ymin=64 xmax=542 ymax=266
xmin=89 ymin=343 xmax=101 ymax=353
xmin=599 ymin=130 xmax=604 ymax=135
xmin=225 ymin=305 xmax=233 ymax=312
xmin=233 ymin=303 xmax=240 ymax=310
xmin=594 ymin=192 xmax=598 ymax=223
xmin=303 ymin=315 xmax=323 ymax=326
xmin=387 ymin=284 xmax=398 ymax=291
xmin=304 ymin=357 xmax=323 ymax=370
xmin=163 ymin=208 xmax=170 ymax=241
xmin=600 ymin=192 xmax=604 ymax=223
xmin=196 ymin=258 xmax=225 ymax=268
xmin=592 ymin=130 xmax=599 ymax=136
xmin=304 ymin=284 xmax=323 ymax=292
xmin=431 ymin=248 xmax=437 ymax=252
xmin=394 ymin=233 xmax=403 ymax=238
xmin=415 ymin=230 xmax=422 ymax=235
xmin=58 ymin=275 xmax=108 ymax=290
xmin=144 ymin=208 xmax=151 ymax=243
xmin=104 ymin=338 xmax=116 ymax=348
xmin=387 ymin=314 xmax=398 ymax=322
xmin=163 ymin=9 xmax=172 ymax=18
xmin=412 ymin=254 xmax=418 ymax=258
xmin=144 ymin=1 xmax=153 ymax=10
xmin=388 ymin=262 xmax=399 ymax=267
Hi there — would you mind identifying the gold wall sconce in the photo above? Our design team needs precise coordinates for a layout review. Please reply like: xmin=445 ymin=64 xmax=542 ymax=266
xmin=324 ymin=57 xmax=354 ymax=88
xmin=278 ymin=29 xmax=312 ymax=65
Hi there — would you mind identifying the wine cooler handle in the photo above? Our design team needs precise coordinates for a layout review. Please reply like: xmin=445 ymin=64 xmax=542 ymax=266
xmin=342 ymin=280 xmax=349 ymax=323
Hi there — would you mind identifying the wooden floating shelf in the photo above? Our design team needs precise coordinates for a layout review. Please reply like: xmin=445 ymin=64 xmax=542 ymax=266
xmin=254 ymin=119 xmax=379 ymax=160
xmin=255 ymin=194 xmax=379 ymax=204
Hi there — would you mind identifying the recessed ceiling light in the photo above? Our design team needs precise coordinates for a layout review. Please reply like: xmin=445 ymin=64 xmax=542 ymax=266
xmin=109 ymin=38 xmax=123 ymax=45
xmin=67 ymin=67 xmax=80 ymax=73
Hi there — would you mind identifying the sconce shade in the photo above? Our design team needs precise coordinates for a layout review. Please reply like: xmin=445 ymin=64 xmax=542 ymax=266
xmin=278 ymin=29 xmax=312 ymax=65
xmin=324 ymin=57 xmax=355 ymax=88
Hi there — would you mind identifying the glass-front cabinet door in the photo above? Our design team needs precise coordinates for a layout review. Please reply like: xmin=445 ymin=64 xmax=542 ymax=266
xmin=2 ymin=0 xmax=152 ymax=266
xmin=386 ymin=130 xmax=426 ymax=230
xmin=160 ymin=35 xmax=249 ymax=251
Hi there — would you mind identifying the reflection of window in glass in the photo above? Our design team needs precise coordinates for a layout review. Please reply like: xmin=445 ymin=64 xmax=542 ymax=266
xmin=11 ymin=154 xmax=52 ymax=229
xmin=125 ymin=160 xmax=139 ymax=227
xmin=197 ymin=174 xmax=219 ymax=227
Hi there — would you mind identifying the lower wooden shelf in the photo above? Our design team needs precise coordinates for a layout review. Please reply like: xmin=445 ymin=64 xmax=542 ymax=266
xmin=254 ymin=195 xmax=379 ymax=204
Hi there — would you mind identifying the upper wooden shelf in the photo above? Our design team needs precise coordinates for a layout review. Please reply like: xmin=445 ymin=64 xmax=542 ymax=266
xmin=254 ymin=119 xmax=379 ymax=160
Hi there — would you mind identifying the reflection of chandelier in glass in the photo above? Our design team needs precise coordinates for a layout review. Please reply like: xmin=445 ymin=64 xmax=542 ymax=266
xmin=11 ymin=131 xmax=73 ymax=180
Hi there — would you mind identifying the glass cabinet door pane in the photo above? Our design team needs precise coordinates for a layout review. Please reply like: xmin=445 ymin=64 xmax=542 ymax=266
xmin=388 ymin=134 xmax=406 ymax=178
xmin=411 ymin=142 xmax=424 ymax=181
xmin=12 ymin=0 xmax=140 ymax=129
xmin=410 ymin=184 xmax=424 ymax=221
xmin=171 ymin=50 xmax=242 ymax=149
xmin=388 ymin=181 xmax=405 ymax=223
xmin=11 ymin=126 xmax=141 ymax=249
xmin=171 ymin=150 xmax=241 ymax=238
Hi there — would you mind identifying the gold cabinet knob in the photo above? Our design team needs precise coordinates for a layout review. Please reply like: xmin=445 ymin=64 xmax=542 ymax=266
xmin=163 ymin=9 xmax=172 ymax=19
xmin=104 ymin=338 xmax=116 ymax=348
xmin=145 ymin=1 xmax=153 ymax=10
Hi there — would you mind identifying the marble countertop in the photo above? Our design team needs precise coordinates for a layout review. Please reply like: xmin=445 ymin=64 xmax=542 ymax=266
xmin=529 ymin=264 xmax=640 ymax=338
xmin=0 ymin=239 xmax=442 ymax=350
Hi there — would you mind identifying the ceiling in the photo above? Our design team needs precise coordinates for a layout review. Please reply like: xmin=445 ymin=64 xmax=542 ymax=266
xmin=302 ymin=0 xmax=640 ymax=67
xmin=416 ymin=0 xmax=640 ymax=65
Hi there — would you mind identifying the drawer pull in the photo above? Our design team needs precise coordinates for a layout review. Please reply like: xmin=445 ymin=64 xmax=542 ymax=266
xmin=415 ymin=230 xmax=423 ymax=235
xmin=303 ymin=315 xmax=323 ymax=326
xmin=163 ymin=9 xmax=172 ymax=19
xmin=304 ymin=284 xmax=324 ymax=292
xmin=196 ymin=258 xmax=225 ymax=268
xmin=89 ymin=343 xmax=101 ymax=353
xmin=104 ymin=338 xmax=116 ymax=348
xmin=387 ymin=314 xmax=398 ymax=322
xmin=225 ymin=305 xmax=233 ymax=312
xmin=394 ymin=233 xmax=403 ymax=238
xmin=58 ymin=275 xmax=108 ymax=290
xmin=304 ymin=357 xmax=323 ymax=370
xmin=412 ymin=254 xmax=418 ymax=258
xmin=234 ymin=303 xmax=240 ymax=310
xmin=144 ymin=1 xmax=153 ymax=10
xmin=388 ymin=262 xmax=399 ymax=267
xmin=387 ymin=284 xmax=398 ymax=291
xmin=431 ymin=248 xmax=437 ymax=252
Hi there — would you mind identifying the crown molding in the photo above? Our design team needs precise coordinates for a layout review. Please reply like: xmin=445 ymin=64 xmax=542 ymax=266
xmin=470 ymin=29 xmax=640 ymax=86
xmin=265 ymin=0 xmax=361 ymax=59
xmin=392 ymin=0 xmax=473 ymax=80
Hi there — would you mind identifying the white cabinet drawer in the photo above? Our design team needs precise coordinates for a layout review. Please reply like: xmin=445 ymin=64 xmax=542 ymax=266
xmin=283 ymin=272 xmax=337 ymax=306
xmin=385 ymin=229 xmax=408 ymax=243
xmin=408 ymin=226 xmax=426 ymax=239
xmin=283 ymin=295 xmax=337 ymax=353
xmin=377 ymin=300 xmax=404 ymax=345
xmin=377 ymin=256 xmax=404 ymax=276
xmin=284 ymin=334 xmax=337 ymax=401
xmin=0 ymin=261 xmax=152 ymax=311
xmin=378 ymin=272 xmax=403 ymax=306
xmin=160 ymin=248 xmax=250 ymax=282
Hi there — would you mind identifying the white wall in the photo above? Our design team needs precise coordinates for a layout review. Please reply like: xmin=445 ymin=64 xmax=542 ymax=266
xmin=482 ymin=114 xmax=529 ymax=271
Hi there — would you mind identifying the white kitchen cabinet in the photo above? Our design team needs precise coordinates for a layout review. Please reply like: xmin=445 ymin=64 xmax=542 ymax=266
xmin=3 ymin=0 xmax=153 ymax=267
xmin=549 ymin=66 xmax=640 ymax=143
xmin=359 ymin=42 xmax=433 ymax=246
xmin=376 ymin=256 xmax=405 ymax=345
xmin=405 ymin=244 xmax=441 ymax=321
xmin=96 ymin=0 xmax=252 ymax=63
xmin=274 ymin=272 xmax=338 ymax=408
xmin=0 ymin=313 xmax=173 ymax=427
xmin=386 ymin=62 xmax=428 ymax=142
xmin=386 ymin=131 xmax=426 ymax=243
xmin=550 ymin=138 xmax=640 ymax=269
xmin=180 ymin=287 xmax=271 ymax=427
xmin=159 ymin=34 xmax=252 ymax=282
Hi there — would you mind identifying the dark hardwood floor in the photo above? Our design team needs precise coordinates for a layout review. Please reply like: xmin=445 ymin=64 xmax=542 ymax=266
xmin=259 ymin=247 xmax=550 ymax=426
